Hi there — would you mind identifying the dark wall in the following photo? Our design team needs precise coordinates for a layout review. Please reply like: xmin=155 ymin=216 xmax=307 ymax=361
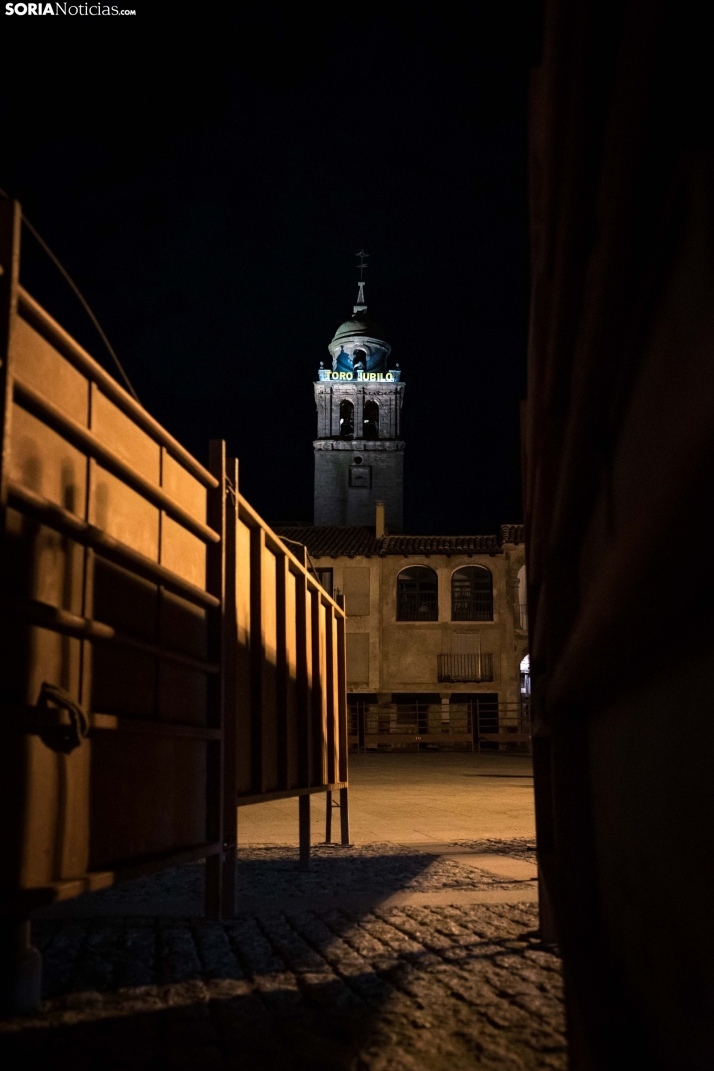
xmin=525 ymin=2 xmax=714 ymax=1068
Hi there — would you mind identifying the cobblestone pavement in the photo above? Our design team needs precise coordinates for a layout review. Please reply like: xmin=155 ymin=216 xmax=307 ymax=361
xmin=39 ymin=840 xmax=538 ymax=916
xmin=0 ymin=844 xmax=567 ymax=1070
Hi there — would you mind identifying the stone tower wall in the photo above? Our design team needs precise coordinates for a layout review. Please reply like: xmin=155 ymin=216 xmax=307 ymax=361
xmin=313 ymin=379 xmax=405 ymax=530
xmin=314 ymin=441 xmax=404 ymax=529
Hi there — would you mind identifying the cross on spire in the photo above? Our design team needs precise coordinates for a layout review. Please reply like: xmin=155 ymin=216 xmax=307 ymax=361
xmin=354 ymin=249 xmax=369 ymax=312
xmin=356 ymin=248 xmax=369 ymax=280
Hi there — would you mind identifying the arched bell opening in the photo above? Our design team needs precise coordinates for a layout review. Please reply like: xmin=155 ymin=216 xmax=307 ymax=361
xmin=363 ymin=400 xmax=379 ymax=440
xmin=339 ymin=400 xmax=354 ymax=439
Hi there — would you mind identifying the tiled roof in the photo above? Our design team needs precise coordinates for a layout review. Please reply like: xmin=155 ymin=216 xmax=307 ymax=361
xmin=274 ymin=525 xmax=381 ymax=559
xmin=273 ymin=525 xmax=513 ymax=559
xmin=379 ymin=534 xmax=501 ymax=556
xmin=500 ymin=524 xmax=525 ymax=545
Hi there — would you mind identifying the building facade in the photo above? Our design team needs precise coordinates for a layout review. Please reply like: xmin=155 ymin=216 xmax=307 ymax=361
xmin=274 ymin=521 xmax=528 ymax=749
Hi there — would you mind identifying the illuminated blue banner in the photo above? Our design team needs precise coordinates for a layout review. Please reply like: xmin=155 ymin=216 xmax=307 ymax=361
xmin=318 ymin=370 xmax=401 ymax=382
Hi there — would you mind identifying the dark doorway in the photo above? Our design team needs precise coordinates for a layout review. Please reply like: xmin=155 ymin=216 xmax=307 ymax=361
xmin=348 ymin=693 xmax=377 ymax=753
xmin=464 ymin=693 xmax=500 ymax=751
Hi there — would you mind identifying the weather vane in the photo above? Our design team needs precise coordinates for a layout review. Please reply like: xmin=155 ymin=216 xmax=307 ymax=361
xmin=354 ymin=249 xmax=369 ymax=311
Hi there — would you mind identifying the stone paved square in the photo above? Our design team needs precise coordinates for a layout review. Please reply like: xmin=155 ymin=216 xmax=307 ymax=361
xmin=0 ymin=756 xmax=565 ymax=1069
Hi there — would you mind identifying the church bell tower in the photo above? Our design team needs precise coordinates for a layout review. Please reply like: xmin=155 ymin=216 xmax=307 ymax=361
xmin=313 ymin=252 xmax=405 ymax=531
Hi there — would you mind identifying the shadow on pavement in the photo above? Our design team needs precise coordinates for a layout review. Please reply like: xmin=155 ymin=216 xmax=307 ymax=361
xmin=0 ymin=848 xmax=562 ymax=1070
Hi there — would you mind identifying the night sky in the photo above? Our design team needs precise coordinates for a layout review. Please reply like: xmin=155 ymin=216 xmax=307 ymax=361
xmin=1 ymin=5 xmax=532 ymax=534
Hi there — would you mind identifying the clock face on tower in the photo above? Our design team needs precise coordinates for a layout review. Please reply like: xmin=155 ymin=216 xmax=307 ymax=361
xmin=349 ymin=464 xmax=372 ymax=488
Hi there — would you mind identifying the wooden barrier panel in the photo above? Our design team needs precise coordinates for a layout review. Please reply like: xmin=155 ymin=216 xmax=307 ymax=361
xmin=0 ymin=201 xmax=231 ymax=1010
xmin=0 ymin=199 xmax=349 ymax=1009
xmin=230 ymin=490 xmax=349 ymax=876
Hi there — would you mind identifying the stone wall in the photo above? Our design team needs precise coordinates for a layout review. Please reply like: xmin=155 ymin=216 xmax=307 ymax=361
xmin=312 ymin=544 xmax=527 ymax=705
xmin=313 ymin=441 xmax=404 ymax=529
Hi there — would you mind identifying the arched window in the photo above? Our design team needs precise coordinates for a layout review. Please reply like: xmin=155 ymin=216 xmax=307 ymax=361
xmin=363 ymin=400 xmax=379 ymax=440
xmin=339 ymin=399 xmax=354 ymax=439
xmin=451 ymin=566 xmax=493 ymax=621
xmin=353 ymin=347 xmax=367 ymax=371
xmin=397 ymin=566 xmax=438 ymax=621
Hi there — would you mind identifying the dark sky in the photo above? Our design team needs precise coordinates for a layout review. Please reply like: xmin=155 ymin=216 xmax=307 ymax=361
xmin=1 ymin=4 xmax=532 ymax=534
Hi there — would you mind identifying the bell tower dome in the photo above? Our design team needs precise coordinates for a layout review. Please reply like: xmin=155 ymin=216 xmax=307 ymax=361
xmin=313 ymin=252 xmax=405 ymax=531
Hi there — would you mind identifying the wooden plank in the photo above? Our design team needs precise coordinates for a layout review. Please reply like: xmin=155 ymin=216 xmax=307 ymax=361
xmin=234 ymin=513 xmax=252 ymax=795
xmin=294 ymin=546 xmax=311 ymax=791
xmin=160 ymin=514 xmax=206 ymax=589
xmin=249 ymin=526 xmax=265 ymax=795
xmin=284 ymin=565 xmax=299 ymax=789
xmin=325 ymin=605 xmax=337 ymax=786
xmin=17 ymin=288 xmax=218 ymax=490
xmin=0 ymin=199 xmax=21 ymax=511
xmin=162 ymin=451 xmax=206 ymax=523
xmin=238 ymin=494 xmax=344 ymax=614
xmin=275 ymin=551 xmax=289 ymax=790
xmin=260 ymin=539 xmax=279 ymax=792
xmin=9 ymin=404 xmax=88 ymax=519
xmin=91 ymin=387 xmax=160 ymax=485
xmin=310 ymin=589 xmax=325 ymax=785
xmin=336 ymin=595 xmax=349 ymax=784
xmin=11 ymin=315 xmax=89 ymax=428
xmin=6 ymin=480 xmax=218 ymax=608
xmin=18 ymin=599 xmax=220 ymax=674
xmin=89 ymin=733 xmax=209 ymax=869
xmin=204 ymin=440 xmax=226 ymax=919
xmin=13 ymin=377 xmax=219 ymax=544
xmin=221 ymin=457 xmax=239 ymax=916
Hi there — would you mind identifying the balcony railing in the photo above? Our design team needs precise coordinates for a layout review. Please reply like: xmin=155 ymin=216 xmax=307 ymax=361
xmin=397 ymin=591 xmax=438 ymax=621
xmin=437 ymin=652 xmax=493 ymax=682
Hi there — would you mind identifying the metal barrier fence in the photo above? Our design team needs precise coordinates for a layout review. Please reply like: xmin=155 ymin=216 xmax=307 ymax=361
xmin=348 ymin=698 xmax=531 ymax=753
xmin=0 ymin=200 xmax=348 ymax=1011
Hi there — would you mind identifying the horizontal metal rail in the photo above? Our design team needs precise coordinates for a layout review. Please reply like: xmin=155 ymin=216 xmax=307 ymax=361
xmin=13 ymin=377 xmax=220 ymax=545
xmin=0 ymin=841 xmax=224 ymax=914
xmin=2 ymin=705 xmax=222 ymax=740
xmin=90 ymin=714 xmax=222 ymax=739
xmin=21 ymin=599 xmax=220 ymax=675
xmin=7 ymin=480 xmax=220 ymax=610
xmin=17 ymin=288 xmax=218 ymax=489
xmin=478 ymin=732 xmax=531 ymax=742
xmin=237 ymin=783 xmax=348 ymax=806
xmin=349 ymin=733 xmax=471 ymax=743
